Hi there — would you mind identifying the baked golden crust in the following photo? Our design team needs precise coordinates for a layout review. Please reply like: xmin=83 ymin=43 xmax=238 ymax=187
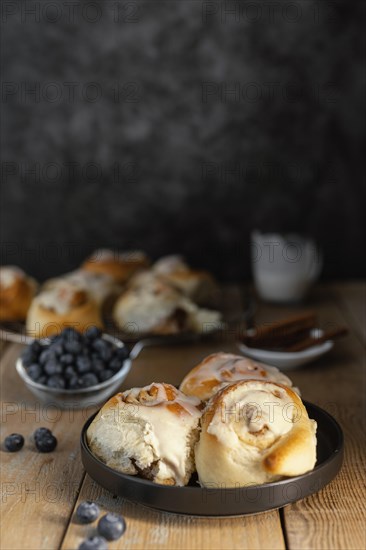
xmin=0 ymin=267 xmax=37 ymax=321
xmin=195 ymin=380 xmax=317 ymax=487
xmin=82 ymin=249 xmax=149 ymax=283
xmin=26 ymin=284 xmax=103 ymax=338
xmin=180 ymin=352 xmax=294 ymax=401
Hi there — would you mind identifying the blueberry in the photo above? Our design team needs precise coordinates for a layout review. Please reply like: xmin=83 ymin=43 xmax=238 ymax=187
xmin=44 ymin=359 xmax=63 ymax=376
xmin=98 ymin=370 xmax=114 ymax=382
xmin=78 ymin=536 xmax=108 ymax=550
xmin=80 ymin=373 xmax=99 ymax=388
xmin=76 ymin=356 xmax=92 ymax=374
xmin=85 ymin=326 xmax=102 ymax=340
xmin=49 ymin=342 xmax=64 ymax=356
xmin=47 ymin=375 xmax=66 ymax=389
xmin=21 ymin=348 xmax=36 ymax=367
xmin=68 ymin=376 xmax=82 ymax=389
xmin=98 ymin=513 xmax=126 ymax=541
xmin=30 ymin=340 xmax=42 ymax=354
xmin=4 ymin=433 xmax=24 ymax=452
xmin=91 ymin=359 xmax=105 ymax=375
xmin=93 ymin=339 xmax=113 ymax=362
xmin=60 ymin=327 xmax=81 ymax=340
xmin=26 ymin=363 xmax=43 ymax=380
xmin=37 ymin=375 xmax=47 ymax=385
xmin=39 ymin=349 xmax=56 ymax=365
xmin=60 ymin=353 xmax=74 ymax=366
xmin=114 ymin=346 xmax=129 ymax=361
xmin=76 ymin=500 xmax=100 ymax=524
xmin=65 ymin=366 xmax=77 ymax=378
xmin=64 ymin=340 xmax=82 ymax=354
xmin=108 ymin=357 xmax=122 ymax=373
xmin=35 ymin=433 xmax=57 ymax=453
xmin=34 ymin=427 xmax=53 ymax=441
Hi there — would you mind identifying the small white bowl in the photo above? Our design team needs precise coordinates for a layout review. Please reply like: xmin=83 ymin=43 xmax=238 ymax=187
xmin=16 ymin=334 xmax=132 ymax=409
xmin=237 ymin=329 xmax=334 ymax=370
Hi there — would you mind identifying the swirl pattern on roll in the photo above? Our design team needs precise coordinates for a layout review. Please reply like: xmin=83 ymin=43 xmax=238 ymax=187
xmin=195 ymin=379 xmax=317 ymax=487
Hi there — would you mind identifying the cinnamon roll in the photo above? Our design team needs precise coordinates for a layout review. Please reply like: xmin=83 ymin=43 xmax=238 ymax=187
xmin=82 ymin=249 xmax=149 ymax=284
xmin=87 ymin=383 xmax=202 ymax=486
xmin=195 ymin=380 xmax=317 ymax=487
xmin=26 ymin=280 xmax=103 ymax=338
xmin=180 ymin=352 xmax=295 ymax=401
xmin=0 ymin=266 xmax=38 ymax=321
xmin=112 ymin=279 xmax=221 ymax=336
xmin=152 ymin=255 xmax=219 ymax=306
xmin=43 ymin=269 xmax=120 ymax=307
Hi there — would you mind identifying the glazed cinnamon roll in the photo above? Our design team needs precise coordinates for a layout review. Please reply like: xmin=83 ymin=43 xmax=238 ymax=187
xmin=82 ymin=249 xmax=149 ymax=284
xmin=152 ymin=255 xmax=219 ymax=306
xmin=195 ymin=380 xmax=317 ymax=487
xmin=180 ymin=352 xmax=295 ymax=401
xmin=0 ymin=266 xmax=38 ymax=321
xmin=43 ymin=269 xmax=120 ymax=307
xmin=87 ymin=383 xmax=202 ymax=486
xmin=26 ymin=280 xmax=103 ymax=338
xmin=113 ymin=279 xmax=221 ymax=336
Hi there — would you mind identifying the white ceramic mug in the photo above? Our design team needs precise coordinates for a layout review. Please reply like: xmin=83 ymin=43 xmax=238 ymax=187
xmin=251 ymin=230 xmax=322 ymax=303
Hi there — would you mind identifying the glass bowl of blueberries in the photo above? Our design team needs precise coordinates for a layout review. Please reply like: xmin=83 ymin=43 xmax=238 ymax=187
xmin=16 ymin=327 xmax=132 ymax=409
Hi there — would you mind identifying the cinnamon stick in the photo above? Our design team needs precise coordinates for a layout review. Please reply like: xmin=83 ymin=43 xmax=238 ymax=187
xmin=244 ymin=312 xmax=317 ymax=347
xmin=286 ymin=327 xmax=349 ymax=352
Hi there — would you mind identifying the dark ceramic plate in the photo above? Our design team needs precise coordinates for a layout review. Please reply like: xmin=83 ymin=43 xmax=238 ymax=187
xmin=80 ymin=401 xmax=343 ymax=516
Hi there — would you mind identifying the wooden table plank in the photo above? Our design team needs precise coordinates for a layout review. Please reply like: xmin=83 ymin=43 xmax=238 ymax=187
xmin=0 ymin=344 xmax=94 ymax=550
xmin=61 ymin=475 xmax=285 ymax=550
xmin=330 ymin=282 xmax=366 ymax=345
xmin=251 ymin=285 xmax=366 ymax=550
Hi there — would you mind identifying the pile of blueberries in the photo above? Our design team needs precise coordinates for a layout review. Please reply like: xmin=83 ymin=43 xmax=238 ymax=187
xmin=76 ymin=501 xmax=126 ymax=550
xmin=21 ymin=327 xmax=129 ymax=390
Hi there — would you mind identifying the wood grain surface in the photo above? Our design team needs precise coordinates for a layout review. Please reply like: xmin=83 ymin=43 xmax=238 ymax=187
xmin=1 ymin=283 xmax=365 ymax=550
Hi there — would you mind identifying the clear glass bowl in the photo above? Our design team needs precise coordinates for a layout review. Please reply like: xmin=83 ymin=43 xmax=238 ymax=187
xmin=16 ymin=334 xmax=132 ymax=409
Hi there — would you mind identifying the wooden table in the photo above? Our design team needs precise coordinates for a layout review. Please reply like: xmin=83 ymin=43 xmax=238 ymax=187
xmin=1 ymin=283 xmax=365 ymax=550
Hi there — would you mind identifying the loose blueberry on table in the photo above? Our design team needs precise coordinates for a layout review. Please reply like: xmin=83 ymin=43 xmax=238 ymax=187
xmin=76 ymin=501 xmax=101 ymax=524
xmin=78 ymin=536 xmax=108 ymax=550
xmin=97 ymin=513 xmax=126 ymax=541
xmin=4 ymin=433 xmax=24 ymax=452
xmin=20 ymin=327 xmax=129 ymax=390
xmin=33 ymin=427 xmax=58 ymax=453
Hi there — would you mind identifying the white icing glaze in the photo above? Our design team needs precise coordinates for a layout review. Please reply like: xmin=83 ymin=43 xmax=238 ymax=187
xmin=0 ymin=266 xmax=26 ymax=288
xmin=208 ymin=381 xmax=294 ymax=450
xmin=181 ymin=353 xmax=294 ymax=399
xmin=114 ymin=280 xmax=221 ymax=334
xmin=37 ymin=281 xmax=87 ymax=315
xmin=111 ymin=384 xmax=201 ymax=485
xmin=153 ymin=255 xmax=189 ymax=275
xmin=114 ymin=281 xmax=192 ymax=332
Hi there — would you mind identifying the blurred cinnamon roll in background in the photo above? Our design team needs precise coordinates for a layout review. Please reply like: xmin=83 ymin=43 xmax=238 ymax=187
xmin=0 ymin=266 xmax=38 ymax=321
xmin=43 ymin=269 xmax=120 ymax=307
xmin=113 ymin=279 xmax=221 ymax=336
xmin=151 ymin=255 xmax=219 ymax=306
xmin=82 ymin=249 xmax=150 ymax=284
xmin=26 ymin=280 xmax=103 ymax=337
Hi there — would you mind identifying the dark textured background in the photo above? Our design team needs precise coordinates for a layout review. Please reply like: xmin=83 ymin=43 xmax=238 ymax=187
xmin=1 ymin=0 xmax=365 ymax=282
